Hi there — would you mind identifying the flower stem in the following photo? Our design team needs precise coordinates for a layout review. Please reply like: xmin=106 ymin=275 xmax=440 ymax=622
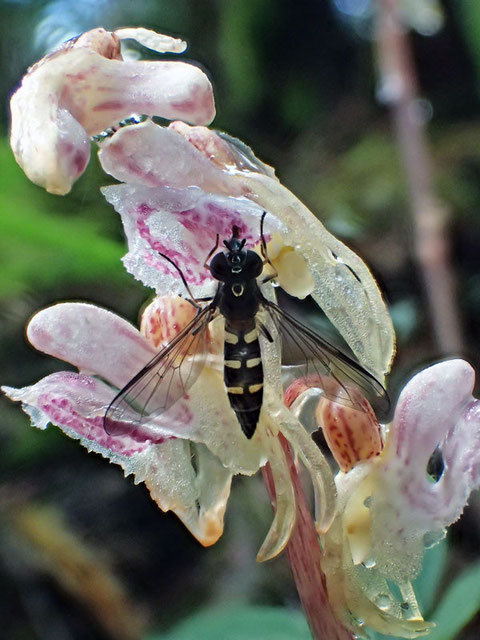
xmin=262 ymin=436 xmax=354 ymax=640
xmin=375 ymin=0 xmax=464 ymax=354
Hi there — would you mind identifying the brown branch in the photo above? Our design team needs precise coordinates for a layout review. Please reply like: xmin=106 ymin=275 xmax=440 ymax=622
xmin=375 ymin=0 xmax=464 ymax=355
xmin=262 ymin=436 xmax=354 ymax=640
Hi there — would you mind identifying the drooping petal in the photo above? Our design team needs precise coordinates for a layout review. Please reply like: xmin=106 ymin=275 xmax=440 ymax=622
xmin=3 ymin=375 xmax=234 ymax=547
xmin=133 ymin=439 xmax=232 ymax=546
xmin=27 ymin=302 xmax=156 ymax=389
xmin=256 ymin=427 xmax=297 ymax=563
xmin=10 ymin=27 xmax=215 ymax=194
xmin=101 ymin=183 xmax=285 ymax=297
xmin=275 ymin=403 xmax=337 ymax=534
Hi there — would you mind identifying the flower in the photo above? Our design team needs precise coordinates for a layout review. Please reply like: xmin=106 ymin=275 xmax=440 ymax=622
xmin=10 ymin=27 xmax=215 ymax=195
xmin=288 ymin=359 xmax=480 ymax=638
xmin=97 ymin=117 xmax=394 ymax=385
xmin=9 ymin=25 xmax=395 ymax=381
xmin=3 ymin=295 xmax=338 ymax=561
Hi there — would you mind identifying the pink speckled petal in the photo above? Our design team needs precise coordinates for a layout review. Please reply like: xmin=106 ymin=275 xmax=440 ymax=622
xmin=2 ymin=375 xmax=233 ymax=545
xmin=27 ymin=303 xmax=155 ymax=390
xmin=369 ymin=359 xmax=480 ymax=581
xmin=101 ymin=183 xmax=285 ymax=297
xmin=10 ymin=27 xmax=215 ymax=194
xmin=2 ymin=372 xmax=165 ymax=457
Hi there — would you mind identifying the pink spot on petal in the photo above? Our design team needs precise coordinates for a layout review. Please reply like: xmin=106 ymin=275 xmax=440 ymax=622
xmin=93 ymin=100 xmax=125 ymax=111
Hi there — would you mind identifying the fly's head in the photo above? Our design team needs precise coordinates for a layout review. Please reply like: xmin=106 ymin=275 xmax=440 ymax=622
xmin=209 ymin=227 xmax=263 ymax=282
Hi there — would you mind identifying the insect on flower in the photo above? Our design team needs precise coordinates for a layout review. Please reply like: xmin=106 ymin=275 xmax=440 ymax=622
xmin=104 ymin=213 xmax=390 ymax=439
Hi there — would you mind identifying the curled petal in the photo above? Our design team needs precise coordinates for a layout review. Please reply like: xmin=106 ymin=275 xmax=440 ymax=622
xmin=256 ymin=429 xmax=296 ymax=562
xmin=10 ymin=27 xmax=215 ymax=194
xmin=370 ymin=359 xmax=480 ymax=582
xmin=27 ymin=302 xmax=155 ymax=390
xmin=272 ymin=402 xmax=337 ymax=533
xmin=101 ymin=183 xmax=285 ymax=297
xmin=134 ymin=439 xmax=232 ymax=546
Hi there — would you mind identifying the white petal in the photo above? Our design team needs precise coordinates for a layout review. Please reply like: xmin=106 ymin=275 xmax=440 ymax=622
xmin=27 ymin=303 xmax=155 ymax=389
xmin=114 ymin=28 xmax=187 ymax=54
xmin=98 ymin=120 xmax=238 ymax=192
xmin=369 ymin=359 xmax=480 ymax=582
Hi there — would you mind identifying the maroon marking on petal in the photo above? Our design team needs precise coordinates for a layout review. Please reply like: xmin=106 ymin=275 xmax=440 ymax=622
xmin=37 ymin=392 xmax=166 ymax=456
xmin=72 ymin=149 xmax=89 ymax=173
xmin=169 ymin=98 xmax=196 ymax=113
xmin=58 ymin=140 xmax=89 ymax=176
xmin=137 ymin=203 xmax=155 ymax=215
xmin=179 ymin=219 xmax=199 ymax=233
xmin=169 ymin=84 xmax=214 ymax=119
xmin=92 ymin=100 xmax=125 ymax=111
xmin=65 ymin=71 xmax=88 ymax=82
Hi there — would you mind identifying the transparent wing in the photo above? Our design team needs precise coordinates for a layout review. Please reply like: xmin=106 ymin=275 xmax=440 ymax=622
xmin=104 ymin=305 xmax=216 ymax=434
xmin=262 ymin=299 xmax=390 ymax=420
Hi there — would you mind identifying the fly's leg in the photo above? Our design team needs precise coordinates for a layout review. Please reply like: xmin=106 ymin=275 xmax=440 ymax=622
xmin=257 ymin=321 xmax=274 ymax=343
xmin=157 ymin=252 xmax=202 ymax=309
xmin=204 ymin=234 xmax=220 ymax=269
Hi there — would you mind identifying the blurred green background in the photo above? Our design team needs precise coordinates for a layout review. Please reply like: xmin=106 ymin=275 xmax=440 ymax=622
xmin=2 ymin=0 xmax=480 ymax=638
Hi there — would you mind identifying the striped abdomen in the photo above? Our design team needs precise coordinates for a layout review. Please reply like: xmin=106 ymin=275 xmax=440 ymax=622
xmin=224 ymin=319 xmax=263 ymax=439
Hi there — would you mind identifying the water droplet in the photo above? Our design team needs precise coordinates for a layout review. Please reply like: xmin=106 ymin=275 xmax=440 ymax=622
xmin=423 ymin=529 xmax=446 ymax=549
xmin=362 ymin=557 xmax=376 ymax=569
xmin=375 ymin=594 xmax=393 ymax=611
xmin=363 ymin=496 xmax=372 ymax=508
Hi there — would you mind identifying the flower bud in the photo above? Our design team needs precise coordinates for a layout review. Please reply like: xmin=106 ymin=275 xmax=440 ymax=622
xmin=315 ymin=385 xmax=383 ymax=472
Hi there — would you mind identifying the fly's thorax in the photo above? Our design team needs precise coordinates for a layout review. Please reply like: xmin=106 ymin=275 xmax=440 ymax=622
xmin=217 ymin=279 xmax=262 ymax=321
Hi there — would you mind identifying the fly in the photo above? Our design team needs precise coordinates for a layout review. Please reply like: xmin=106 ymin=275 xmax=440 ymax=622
xmin=104 ymin=213 xmax=390 ymax=439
